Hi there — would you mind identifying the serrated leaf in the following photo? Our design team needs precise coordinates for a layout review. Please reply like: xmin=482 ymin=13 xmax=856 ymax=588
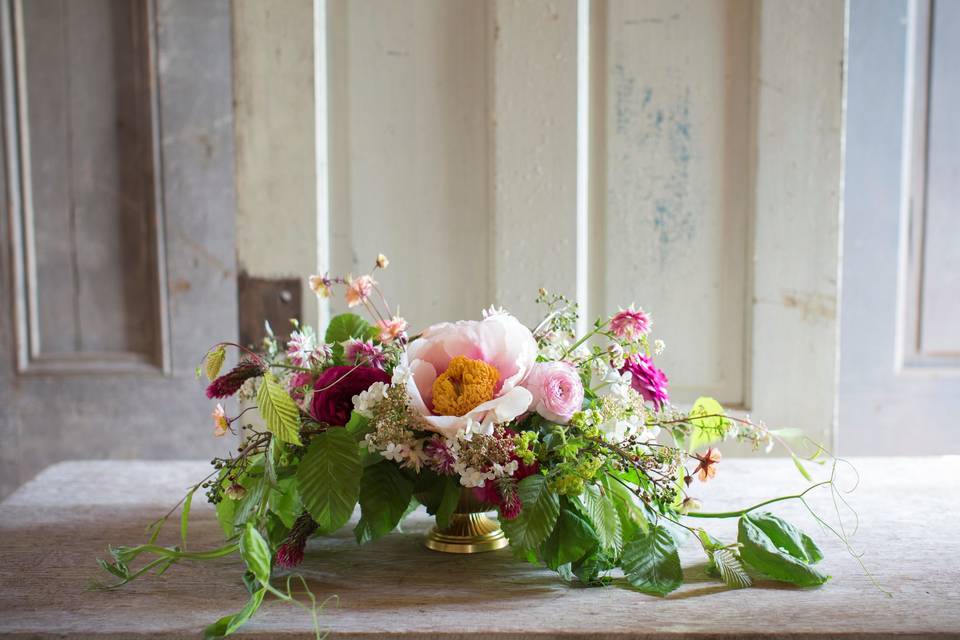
xmin=687 ymin=396 xmax=729 ymax=452
xmin=743 ymin=511 xmax=824 ymax=564
xmin=604 ymin=475 xmax=648 ymax=543
xmin=542 ymin=505 xmax=599 ymax=570
xmin=711 ymin=548 xmax=752 ymax=589
xmin=203 ymin=587 xmax=265 ymax=639
xmin=296 ymin=428 xmax=362 ymax=534
xmin=239 ymin=524 xmax=272 ymax=585
xmin=204 ymin=346 xmax=226 ymax=381
xmin=500 ymin=475 xmax=560 ymax=552
xmin=621 ymin=523 xmax=683 ymax=596
xmin=268 ymin=477 xmax=302 ymax=529
xmin=256 ymin=373 xmax=303 ymax=446
xmin=354 ymin=461 xmax=414 ymax=544
xmin=738 ymin=515 xmax=829 ymax=587
xmin=580 ymin=484 xmax=622 ymax=554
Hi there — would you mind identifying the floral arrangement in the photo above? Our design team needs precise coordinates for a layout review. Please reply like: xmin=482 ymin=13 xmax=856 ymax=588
xmin=95 ymin=256 xmax=849 ymax=639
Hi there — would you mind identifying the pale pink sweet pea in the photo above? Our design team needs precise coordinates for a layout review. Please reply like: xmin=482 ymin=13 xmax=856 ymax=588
xmin=522 ymin=361 xmax=584 ymax=424
xmin=404 ymin=313 xmax=537 ymax=438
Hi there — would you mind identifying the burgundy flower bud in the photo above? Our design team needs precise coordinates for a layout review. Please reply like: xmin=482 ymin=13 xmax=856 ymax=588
xmin=274 ymin=542 xmax=305 ymax=569
xmin=205 ymin=358 xmax=266 ymax=399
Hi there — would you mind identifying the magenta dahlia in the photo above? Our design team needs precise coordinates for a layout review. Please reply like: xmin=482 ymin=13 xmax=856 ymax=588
xmin=620 ymin=353 xmax=669 ymax=410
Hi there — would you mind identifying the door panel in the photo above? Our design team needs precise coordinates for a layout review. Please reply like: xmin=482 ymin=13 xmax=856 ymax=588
xmin=0 ymin=0 xmax=237 ymax=497
xmin=840 ymin=0 xmax=960 ymax=454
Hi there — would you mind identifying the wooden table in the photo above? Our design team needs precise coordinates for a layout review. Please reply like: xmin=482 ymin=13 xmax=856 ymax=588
xmin=0 ymin=458 xmax=957 ymax=638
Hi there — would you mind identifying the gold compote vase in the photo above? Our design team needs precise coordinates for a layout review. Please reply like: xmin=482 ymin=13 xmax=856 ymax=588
xmin=417 ymin=489 xmax=508 ymax=554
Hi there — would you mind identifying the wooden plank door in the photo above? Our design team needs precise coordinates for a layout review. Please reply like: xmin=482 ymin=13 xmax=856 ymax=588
xmin=0 ymin=0 xmax=237 ymax=497
xmin=840 ymin=0 xmax=960 ymax=453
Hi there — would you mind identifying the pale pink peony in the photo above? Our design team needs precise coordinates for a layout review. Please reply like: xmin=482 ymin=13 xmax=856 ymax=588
xmin=404 ymin=313 xmax=537 ymax=438
xmin=522 ymin=361 xmax=584 ymax=424
xmin=610 ymin=306 xmax=651 ymax=339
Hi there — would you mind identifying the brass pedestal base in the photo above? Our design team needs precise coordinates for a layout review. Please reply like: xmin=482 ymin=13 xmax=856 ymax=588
xmin=423 ymin=511 xmax=509 ymax=554
xmin=420 ymin=491 xmax=508 ymax=554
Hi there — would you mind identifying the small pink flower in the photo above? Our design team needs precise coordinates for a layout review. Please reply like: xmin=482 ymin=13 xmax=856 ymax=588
xmin=376 ymin=316 xmax=408 ymax=343
xmin=610 ymin=306 xmax=651 ymax=339
xmin=345 ymin=275 xmax=375 ymax=308
xmin=343 ymin=338 xmax=387 ymax=370
xmin=308 ymin=274 xmax=333 ymax=298
xmin=425 ymin=437 xmax=456 ymax=475
xmin=522 ymin=361 xmax=585 ymax=424
xmin=620 ymin=353 xmax=669 ymax=410
xmin=212 ymin=403 xmax=229 ymax=437
xmin=694 ymin=447 xmax=721 ymax=482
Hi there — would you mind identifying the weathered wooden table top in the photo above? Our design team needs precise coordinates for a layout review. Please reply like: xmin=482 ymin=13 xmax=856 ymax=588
xmin=0 ymin=458 xmax=957 ymax=639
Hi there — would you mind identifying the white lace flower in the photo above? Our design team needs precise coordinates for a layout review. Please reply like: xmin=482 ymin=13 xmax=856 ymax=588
xmin=381 ymin=442 xmax=407 ymax=463
xmin=654 ymin=339 xmax=666 ymax=355
xmin=352 ymin=381 xmax=389 ymax=418
xmin=402 ymin=439 xmax=428 ymax=473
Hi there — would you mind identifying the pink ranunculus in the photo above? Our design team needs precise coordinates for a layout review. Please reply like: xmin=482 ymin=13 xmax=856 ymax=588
xmin=404 ymin=313 xmax=537 ymax=438
xmin=522 ymin=361 xmax=584 ymax=424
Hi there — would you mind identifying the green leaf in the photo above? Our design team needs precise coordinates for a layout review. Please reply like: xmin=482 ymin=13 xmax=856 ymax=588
xmin=435 ymin=476 xmax=461 ymax=530
xmin=500 ymin=475 xmax=560 ymax=552
xmin=571 ymin=548 xmax=616 ymax=585
xmin=354 ymin=461 xmax=415 ymax=544
xmin=738 ymin=515 xmax=829 ymax=587
xmin=215 ymin=494 xmax=237 ymax=538
xmin=256 ymin=373 xmax=303 ymax=446
xmin=604 ymin=475 xmax=648 ymax=543
xmin=268 ymin=477 xmax=302 ymax=529
xmin=621 ymin=523 xmax=683 ymax=596
xmin=204 ymin=345 xmax=226 ymax=381
xmin=296 ymin=428 xmax=362 ymax=534
xmin=579 ymin=484 xmax=622 ymax=555
xmin=687 ymin=396 xmax=729 ymax=452
xmin=345 ymin=412 xmax=372 ymax=440
xmin=791 ymin=453 xmax=814 ymax=481
xmin=180 ymin=488 xmax=195 ymax=550
xmin=743 ymin=511 xmax=824 ymax=564
xmin=711 ymin=548 xmax=752 ymax=589
xmin=325 ymin=313 xmax=376 ymax=361
xmin=542 ymin=504 xmax=599 ymax=570
xmin=239 ymin=524 xmax=272 ymax=586
xmin=203 ymin=587 xmax=265 ymax=639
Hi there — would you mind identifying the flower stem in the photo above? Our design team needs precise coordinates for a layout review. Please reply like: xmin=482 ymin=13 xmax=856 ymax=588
xmin=684 ymin=480 xmax=832 ymax=518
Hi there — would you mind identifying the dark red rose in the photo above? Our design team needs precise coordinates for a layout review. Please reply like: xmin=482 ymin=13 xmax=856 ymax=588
xmin=310 ymin=365 xmax=390 ymax=426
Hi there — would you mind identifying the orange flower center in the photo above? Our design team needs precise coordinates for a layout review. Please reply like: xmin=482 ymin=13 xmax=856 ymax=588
xmin=431 ymin=355 xmax=500 ymax=417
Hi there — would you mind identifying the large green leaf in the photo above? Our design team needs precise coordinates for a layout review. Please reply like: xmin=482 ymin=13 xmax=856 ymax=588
xmin=604 ymin=475 xmax=648 ymax=544
xmin=621 ymin=523 xmax=683 ymax=596
xmin=296 ymin=429 xmax=362 ymax=534
xmin=239 ymin=524 xmax=272 ymax=585
xmin=744 ymin=511 xmax=823 ymax=564
xmin=500 ymin=475 xmax=560 ymax=552
xmin=203 ymin=587 xmax=266 ymax=639
xmin=325 ymin=313 xmax=376 ymax=361
xmin=268 ymin=477 xmax=302 ymax=529
xmin=435 ymin=477 xmax=461 ymax=530
xmin=257 ymin=373 xmax=303 ymax=446
xmin=354 ymin=461 xmax=415 ymax=544
xmin=738 ymin=515 xmax=829 ymax=587
xmin=687 ymin=396 xmax=729 ymax=452
xmin=580 ymin=483 xmax=623 ymax=554
xmin=542 ymin=504 xmax=599 ymax=570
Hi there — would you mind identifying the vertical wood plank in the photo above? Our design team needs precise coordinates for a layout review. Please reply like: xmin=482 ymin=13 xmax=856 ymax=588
xmin=750 ymin=0 xmax=843 ymax=446
xmin=233 ymin=0 xmax=319 ymax=328
xmin=325 ymin=0 xmax=490 ymax=331
xmin=601 ymin=0 xmax=752 ymax=405
xmin=491 ymin=0 xmax=579 ymax=326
